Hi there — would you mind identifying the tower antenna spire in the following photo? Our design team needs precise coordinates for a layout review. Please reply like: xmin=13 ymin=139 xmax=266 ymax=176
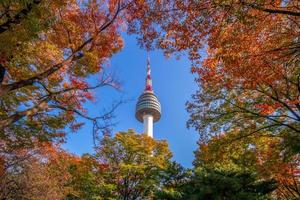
xmin=145 ymin=54 xmax=153 ymax=92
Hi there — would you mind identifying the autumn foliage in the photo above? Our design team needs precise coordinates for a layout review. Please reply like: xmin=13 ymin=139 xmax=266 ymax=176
xmin=0 ymin=130 xmax=173 ymax=199
xmin=0 ymin=0 xmax=299 ymax=199
xmin=0 ymin=0 xmax=130 ymax=151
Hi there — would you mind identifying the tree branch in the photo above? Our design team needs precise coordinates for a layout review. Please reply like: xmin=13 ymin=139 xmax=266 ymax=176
xmin=242 ymin=2 xmax=300 ymax=16
xmin=50 ymin=99 xmax=123 ymax=144
xmin=228 ymin=99 xmax=300 ymax=133
xmin=227 ymin=124 xmax=280 ymax=144
xmin=0 ymin=98 xmax=50 ymax=128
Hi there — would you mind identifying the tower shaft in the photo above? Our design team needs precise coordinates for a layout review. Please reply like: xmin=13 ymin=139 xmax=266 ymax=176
xmin=143 ymin=114 xmax=153 ymax=137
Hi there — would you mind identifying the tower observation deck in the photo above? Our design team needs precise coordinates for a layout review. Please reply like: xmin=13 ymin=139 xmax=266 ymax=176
xmin=135 ymin=57 xmax=161 ymax=138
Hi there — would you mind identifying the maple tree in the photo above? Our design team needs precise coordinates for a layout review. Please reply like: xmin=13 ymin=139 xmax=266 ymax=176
xmin=0 ymin=142 xmax=76 ymax=199
xmin=127 ymin=0 xmax=300 ymax=152
xmin=183 ymin=1 xmax=300 ymax=147
xmin=0 ymin=0 xmax=134 ymax=151
xmin=0 ymin=141 xmax=115 ymax=200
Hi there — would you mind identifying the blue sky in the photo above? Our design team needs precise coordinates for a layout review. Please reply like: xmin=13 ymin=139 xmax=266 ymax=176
xmin=63 ymin=34 xmax=200 ymax=168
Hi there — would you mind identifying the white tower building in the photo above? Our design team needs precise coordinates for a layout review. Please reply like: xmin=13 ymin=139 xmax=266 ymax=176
xmin=135 ymin=57 xmax=161 ymax=138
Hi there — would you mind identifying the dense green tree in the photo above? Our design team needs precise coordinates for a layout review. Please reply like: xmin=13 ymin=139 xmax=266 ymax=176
xmin=154 ymin=161 xmax=191 ymax=200
xmin=181 ymin=169 xmax=277 ymax=200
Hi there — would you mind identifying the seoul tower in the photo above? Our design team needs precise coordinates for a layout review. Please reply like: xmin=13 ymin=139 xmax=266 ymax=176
xmin=135 ymin=57 xmax=161 ymax=138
